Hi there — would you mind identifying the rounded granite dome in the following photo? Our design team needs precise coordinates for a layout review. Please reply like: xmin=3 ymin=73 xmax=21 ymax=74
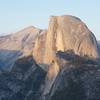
xmin=43 ymin=15 xmax=99 ymax=63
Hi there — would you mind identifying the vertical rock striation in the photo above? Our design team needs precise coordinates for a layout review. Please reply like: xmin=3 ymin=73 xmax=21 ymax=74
xmin=44 ymin=15 xmax=99 ymax=64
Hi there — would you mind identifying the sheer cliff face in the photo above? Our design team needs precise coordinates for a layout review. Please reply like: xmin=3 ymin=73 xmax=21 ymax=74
xmin=0 ymin=15 xmax=100 ymax=100
xmin=0 ymin=15 xmax=98 ymax=71
xmin=32 ymin=15 xmax=100 ymax=98
xmin=32 ymin=30 xmax=47 ymax=64
xmin=44 ymin=15 xmax=99 ymax=64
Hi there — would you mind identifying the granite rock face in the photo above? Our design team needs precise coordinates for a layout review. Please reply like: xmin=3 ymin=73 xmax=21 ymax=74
xmin=33 ymin=15 xmax=100 ymax=98
xmin=32 ymin=30 xmax=47 ymax=64
xmin=0 ymin=26 xmax=45 ymax=71
xmin=43 ymin=15 xmax=99 ymax=64
xmin=0 ymin=15 xmax=100 ymax=100
xmin=0 ymin=15 xmax=99 ymax=71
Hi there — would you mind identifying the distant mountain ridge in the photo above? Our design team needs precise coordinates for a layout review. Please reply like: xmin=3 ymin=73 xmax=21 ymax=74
xmin=0 ymin=26 xmax=46 ymax=71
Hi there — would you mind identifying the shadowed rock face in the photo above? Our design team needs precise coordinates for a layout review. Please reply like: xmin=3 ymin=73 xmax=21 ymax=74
xmin=0 ymin=49 xmax=22 ymax=71
xmin=0 ymin=56 xmax=46 ymax=100
xmin=0 ymin=51 xmax=100 ymax=100
xmin=47 ymin=52 xmax=100 ymax=100
xmin=49 ymin=66 xmax=100 ymax=100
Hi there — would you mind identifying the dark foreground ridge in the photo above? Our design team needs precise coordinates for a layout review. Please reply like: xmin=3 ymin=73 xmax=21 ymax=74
xmin=0 ymin=56 xmax=46 ymax=100
xmin=0 ymin=52 xmax=100 ymax=100
xmin=48 ymin=51 xmax=100 ymax=100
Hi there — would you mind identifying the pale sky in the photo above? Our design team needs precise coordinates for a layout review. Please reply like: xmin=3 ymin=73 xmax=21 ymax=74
xmin=0 ymin=0 xmax=100 ymax=39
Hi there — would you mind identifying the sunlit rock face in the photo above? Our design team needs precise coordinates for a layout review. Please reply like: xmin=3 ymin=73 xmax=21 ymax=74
xmin=32 ymin=30 xmax=47 ymax=64
xmin=0 ymin=15 xmax=99 ymax=71
xmin=0 ymin=15 xmax=100 ymax=100
xmin=32 ymin=15 xmax=100 ymax=98
xmin=44 ymin=15 xmax=99 ymax=64
xmin=0 ymin=26 xmax=45 ymax=71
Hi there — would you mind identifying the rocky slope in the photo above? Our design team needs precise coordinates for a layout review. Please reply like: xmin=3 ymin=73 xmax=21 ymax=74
xmin=0 ymin=15 xmax=99 ymax=71
xmin=48 ymin=51 xmax=100 ymax=100
xmin=0 ymin=26 xmax=46 ymax=71
xmin=0 ymin=56 xmax=46 ymax=100
xmin=0 ymin=51 xmax=100 ymax=100
xmin=0 ymin=15 xmax=100 ymax=100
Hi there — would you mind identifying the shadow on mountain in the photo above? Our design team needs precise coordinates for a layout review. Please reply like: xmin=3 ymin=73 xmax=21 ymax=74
xmin=0 ymin=55 xmax=46 ymax=100
xmin=56 ymin=50 xmax=99 ymax=66
xmin=0 ymin=49 xmax=22 ymax=71
xmin=49 ymin=51 xmax=100 ymax=100
xmin=0 ymin=49 xmax=100 ymax=100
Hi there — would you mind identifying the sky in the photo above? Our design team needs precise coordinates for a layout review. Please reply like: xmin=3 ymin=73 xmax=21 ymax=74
xmin=0 ymin=0 xmax=100 ymax=39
